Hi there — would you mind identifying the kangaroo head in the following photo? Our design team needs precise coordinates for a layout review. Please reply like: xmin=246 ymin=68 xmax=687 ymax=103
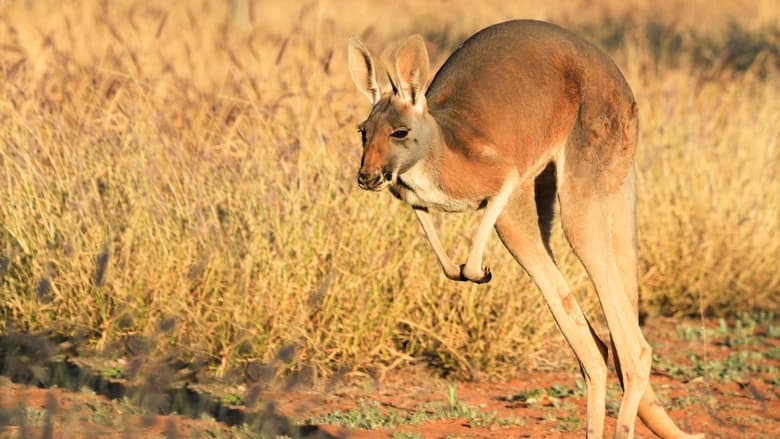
xmin=348 ymin=35 xmax=434 ymax=191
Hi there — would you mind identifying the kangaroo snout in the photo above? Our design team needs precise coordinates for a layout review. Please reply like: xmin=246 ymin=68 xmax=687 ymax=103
xmin=357 ymin=168 xmax=387 ymax=191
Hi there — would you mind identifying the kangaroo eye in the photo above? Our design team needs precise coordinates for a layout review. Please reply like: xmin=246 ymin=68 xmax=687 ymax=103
xmin=390 ymin=129 xmax=409 ymax=139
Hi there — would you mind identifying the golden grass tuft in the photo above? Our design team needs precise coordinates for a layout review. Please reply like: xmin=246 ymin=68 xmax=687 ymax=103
xmin=1 ymin=0 xmax=777 ymax=378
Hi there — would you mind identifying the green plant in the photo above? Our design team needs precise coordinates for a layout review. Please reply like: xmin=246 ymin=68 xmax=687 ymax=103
xmin=305 ymin=400 xmax=404 ymax=429
xmin=545 ymin=413 xmax=582 ymax=432
xmin=222 ymin=392 xmax=244 ymax=406
xmin=101 ymin=365 xmax=124 ymax=379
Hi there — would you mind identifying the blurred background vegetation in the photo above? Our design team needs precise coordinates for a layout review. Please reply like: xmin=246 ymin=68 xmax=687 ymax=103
xmin=0 ymin=0 xmax=778 ymax=381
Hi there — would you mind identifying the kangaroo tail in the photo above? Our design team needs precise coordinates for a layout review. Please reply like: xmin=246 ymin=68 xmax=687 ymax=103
xmin=638 ymin=384 xmax=704 ymax=439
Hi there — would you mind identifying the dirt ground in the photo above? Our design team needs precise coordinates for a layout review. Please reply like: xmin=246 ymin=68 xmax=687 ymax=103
xmin=1 ymin=316 xmax=778 ymax=438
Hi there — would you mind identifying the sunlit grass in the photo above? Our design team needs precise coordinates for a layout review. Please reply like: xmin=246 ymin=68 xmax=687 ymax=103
xmin=0 ymin=0 xmax=777 ymax=379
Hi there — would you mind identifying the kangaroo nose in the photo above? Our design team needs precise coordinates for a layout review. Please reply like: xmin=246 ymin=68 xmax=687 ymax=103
xmin=357 ymin=168 xmax=384 ymax=190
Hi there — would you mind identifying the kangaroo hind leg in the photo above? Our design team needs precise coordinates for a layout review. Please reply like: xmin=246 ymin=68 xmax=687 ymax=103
xmin=559 ymin=173 xmax=651 ymax=439
xmin=495 ymin=181 xmax=608 ymax=438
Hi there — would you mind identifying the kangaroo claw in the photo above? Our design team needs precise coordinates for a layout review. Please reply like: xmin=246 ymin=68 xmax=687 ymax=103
xmin=459 ymin=264 xmax=492 ymax=284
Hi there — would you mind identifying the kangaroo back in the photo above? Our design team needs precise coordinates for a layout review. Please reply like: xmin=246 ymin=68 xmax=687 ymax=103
xmin=427 ymin=20 xmax=636 ymax=183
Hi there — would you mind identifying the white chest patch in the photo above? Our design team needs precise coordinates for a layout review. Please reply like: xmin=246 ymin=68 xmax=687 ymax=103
xmin=394 ymin=161 xmax=477 ymax=212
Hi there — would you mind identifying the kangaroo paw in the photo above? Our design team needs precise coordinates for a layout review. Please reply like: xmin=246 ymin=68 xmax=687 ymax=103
xmin=459 ymin=264 xmax=492 ymax=284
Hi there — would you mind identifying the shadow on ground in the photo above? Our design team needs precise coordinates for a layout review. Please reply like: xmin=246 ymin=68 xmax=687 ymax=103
xmin=0 ymin=332 xmax=340 ymax=438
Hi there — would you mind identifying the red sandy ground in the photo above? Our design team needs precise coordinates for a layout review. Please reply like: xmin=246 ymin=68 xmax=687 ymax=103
xmin=1 ymin=317 xmax=778 ymax=438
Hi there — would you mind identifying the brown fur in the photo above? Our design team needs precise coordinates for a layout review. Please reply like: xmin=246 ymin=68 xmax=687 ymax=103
xmin=348 ymin=20 xmax=703 ymax=439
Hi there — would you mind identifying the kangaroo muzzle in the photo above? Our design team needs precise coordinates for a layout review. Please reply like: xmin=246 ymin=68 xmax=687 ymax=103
xmin=357 ymin=167 xmax=391 ymax=191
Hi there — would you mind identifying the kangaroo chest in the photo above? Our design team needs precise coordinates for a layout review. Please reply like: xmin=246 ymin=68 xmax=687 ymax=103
xmin=390 ymin=161 xmax=481 ymax=212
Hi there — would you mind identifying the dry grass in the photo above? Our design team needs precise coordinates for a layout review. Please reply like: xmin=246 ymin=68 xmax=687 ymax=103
xmin=0 ymin=0 xmax=778 ymax=378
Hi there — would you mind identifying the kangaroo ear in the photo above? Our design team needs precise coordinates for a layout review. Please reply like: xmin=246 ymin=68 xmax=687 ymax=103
xmin=348 ymin=38 xmax=384 ymax=105
xmin=395 ymin=34 xmax=429 ymax=110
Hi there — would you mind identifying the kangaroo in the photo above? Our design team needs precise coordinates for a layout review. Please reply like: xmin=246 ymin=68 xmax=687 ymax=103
xmin=347 ymin=20 xmax=703 ymax=439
